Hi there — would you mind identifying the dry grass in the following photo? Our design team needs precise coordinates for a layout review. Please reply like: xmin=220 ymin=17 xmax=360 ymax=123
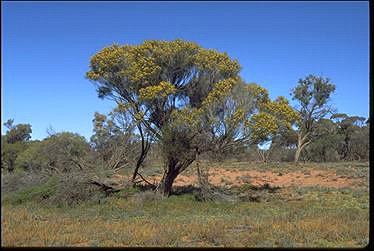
xmin=1 ymin=161 xmax=369 ymax=247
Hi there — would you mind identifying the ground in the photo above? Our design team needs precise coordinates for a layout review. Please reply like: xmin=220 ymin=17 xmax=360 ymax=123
xmin=1 ymin=161 xmax=369 ymax=247
xmin=113 ymin=160 xmax=363 ymax=189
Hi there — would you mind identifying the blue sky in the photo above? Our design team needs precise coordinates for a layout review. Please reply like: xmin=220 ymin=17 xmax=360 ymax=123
xmin=2 ymin=1 xmax=369 ymax=141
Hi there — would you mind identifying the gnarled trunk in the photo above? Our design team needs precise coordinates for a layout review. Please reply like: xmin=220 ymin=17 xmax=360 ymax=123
xmin=156 ymin=155 xmax=195 ymax=196
xmin=157 ymin=169 xmax=179 ymax=196
xmin=294 ymin=132 xmax=310 ymax=163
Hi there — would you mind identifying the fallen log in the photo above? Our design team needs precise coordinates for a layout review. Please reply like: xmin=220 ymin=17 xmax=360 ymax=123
xmin=87 ymin=176 xmax=124 ymax=194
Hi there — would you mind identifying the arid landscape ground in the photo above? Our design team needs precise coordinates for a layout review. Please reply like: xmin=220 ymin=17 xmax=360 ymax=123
xmin=125 ymin=167 xmax=357 ymax=188
xmin=1 ymin=160 xmax=369 ymax=247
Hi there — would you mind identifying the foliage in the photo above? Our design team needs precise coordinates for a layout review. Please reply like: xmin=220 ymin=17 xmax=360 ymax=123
xmin=91 ymin=111 xmax=136 ymax=163
xmin=331 ymin=114 xmax=368 ymax=161
xmin=1 ymin=169 xmax=108 ymax=207
xmin=16 ymin=132 xmax=91 ymax=172
xmin=1 ymin=119 xmax=32 ymax=173
xmin=86 ymin=39 xmax=299 ymax=195
xmin=90 ymin=110 xmax=152 ymax=184
xmin=266 ymin=112 xmax=369 ymax=163
xmin=300 ymin=114 xmax=369 ymax=162
xmin=291 ymin=75 xmax=336 ymax=162
xmin=3 ymin=119 xmax=32 ymax=144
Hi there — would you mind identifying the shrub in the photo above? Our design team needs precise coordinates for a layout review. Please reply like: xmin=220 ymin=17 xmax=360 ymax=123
xmin=48 ymin=172 xmax=102 ymax=207
xmin=15 ymin=132 xmax=92 ymax=172
xmin=1 ymin=169 xmax=109 ymax=207
xmin=1 ymin=171 xmax=57 ymax=205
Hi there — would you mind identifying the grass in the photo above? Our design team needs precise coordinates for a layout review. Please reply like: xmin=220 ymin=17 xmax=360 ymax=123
xmin=1 ymin=161 xmax=369 ymax=247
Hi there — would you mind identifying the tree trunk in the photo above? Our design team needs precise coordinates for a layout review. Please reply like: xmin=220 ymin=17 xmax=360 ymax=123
xmin=294 ymin=146 xmax=302 ymax=163
xmin=157 ymin=167 xmax=179 ymax=196
xmin=156 ymin=155 xmax=195 ymax=196
xmin=131 ymin=125 xmax=151 ymax=185
xmin=294 ymin=132 xmax=310 ymax=163
xmin=7 ymin=159 xmax=15 ymax=173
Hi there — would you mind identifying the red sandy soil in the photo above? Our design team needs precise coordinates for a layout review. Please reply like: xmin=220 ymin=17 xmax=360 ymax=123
xmin=112 ymin=167 xmax=357 ymax=189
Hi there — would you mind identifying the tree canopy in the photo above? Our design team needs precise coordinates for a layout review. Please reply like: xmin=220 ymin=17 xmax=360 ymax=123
xmin=1 ymin=119 xmax=32 ymax=173
xmin=291 ymin=75 xmax=336 ymax=162
xmin=86 ymin=39 xmax=300 ymax=195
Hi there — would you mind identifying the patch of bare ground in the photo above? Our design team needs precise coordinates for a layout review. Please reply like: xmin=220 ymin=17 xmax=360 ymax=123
xmin=118 ymin=167 xmax=358 ymax=189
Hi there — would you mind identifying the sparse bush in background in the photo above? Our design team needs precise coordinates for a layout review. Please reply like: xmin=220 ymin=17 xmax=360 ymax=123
xmin=1 ymin=168 xmax=112 ymax=207
xmin=90 ymin=111 xmax=153 ymax=185
xmin=1 ymin=119 xmax=33 ymax=173
xmin=1 ymin=170 xmax=50 ymax=197
xmin=48 ymin=171 xmax=102 ymax=207
xmin=349 ymin=126 xmax=369 ymax=161
xmin=268 ymin=147 xmax=296 ymax=162
xmin=296 ymin=115 xmax=369 ymax=162
xmin=16 ymin=132 xmax=91 ymax=172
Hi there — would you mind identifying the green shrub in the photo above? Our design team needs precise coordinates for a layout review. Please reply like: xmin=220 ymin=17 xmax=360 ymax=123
xmin=2 ymin=175 xmax=58 ymax=205
xmin=1 ymin=169 xmax=107 ymax=207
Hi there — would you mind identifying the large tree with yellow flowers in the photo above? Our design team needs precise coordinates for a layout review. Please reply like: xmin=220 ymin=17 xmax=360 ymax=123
xmin=86 ymin=39 xmax=299 ymax=196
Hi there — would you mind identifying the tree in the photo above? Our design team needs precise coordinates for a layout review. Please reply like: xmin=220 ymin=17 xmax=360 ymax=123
xmin=16 ymin=132 xmax=91 ymax=172
xmin=86 ymin=39 xmax=299 ymax=196
xmin=1 ymin=119 xmax=32 ymax=172
xmin=349 ymin=121 xmax=369 ymax=161
xmin=3 ymin=119 xmax=32 ymax=144
xmin=291 ymin=75 xmax=336 ymax=162
xmin=301 ymin=118 xmax=341 ymax=162
xmin=90 ymin=110 xmax=152 ymax=184
xmin=331 ymin=113 xmax=368 ymax=161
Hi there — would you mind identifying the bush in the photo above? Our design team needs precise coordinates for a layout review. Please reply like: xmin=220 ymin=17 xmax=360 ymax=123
xmin=1 ymin=171 xmax=57 ymax=204
xmin=1 ymin=169 xmax=108 ymax=207
xmin=1 ymin=170 xmax=50 ymax=195
xmin=16 ymin=132 xmax=92 ymax=172
xmin=268 ymin=147 xmax=296 ymax=162
xmin=48 ymin=172 xmax=102 ymax=207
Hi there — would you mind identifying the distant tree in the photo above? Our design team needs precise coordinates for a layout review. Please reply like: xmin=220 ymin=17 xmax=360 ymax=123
xmin=90 ymin=110 xmax=151 ymax=183
xmin=272 ymin=128 xmax=298 ymax=149
xmin=301 ymin=118 xmax=341 ymax=162
xmin=16 ymin=132 xmax=91 ymax=172
xmin=291 ymin=75 xmax=336 ymax=162
xmin=1 ymin=119 xmax=32 ymax=173
xmin=86 ymin=39 xmax=299 ymax=196
xmin=14 ymin=140 xmax=43 ymax=171
xmin=1 ymin=139 xmax=29 ymax=173
xmin=3 ymin=119 xmax=14 ymax=130
xmin=349 ymin=122 xmax=369 ymax=161
xmin=4 ymin=119 xmax=32 ymax=144
xmin=266 ymin=127 xmax=298 ymax=162
xmin=331 ymin=113 xmax=368 ymax=161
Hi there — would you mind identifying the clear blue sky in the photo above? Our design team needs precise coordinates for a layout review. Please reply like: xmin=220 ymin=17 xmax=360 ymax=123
xmin=1 ymin=1 xmax=369 ymax=141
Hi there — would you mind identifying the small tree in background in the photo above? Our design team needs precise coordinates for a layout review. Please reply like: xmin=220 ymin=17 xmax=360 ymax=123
xmin=301 ymin=118 xmax=341 ymax=162
xmin=331 ymin=113 xmax=368 ymax=161
xmin=90 ymin=110 xmax=152 ymax=184
xmin=291 ymin=75 xmax=336 ymax=162
xmin=16 ymin=132 xmax=91 ymax=172
xmin=1 ymin=119 xmax=32 ymax=173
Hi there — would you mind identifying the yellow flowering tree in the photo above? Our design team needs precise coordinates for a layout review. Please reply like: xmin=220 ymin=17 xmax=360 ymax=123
xmin=86 ymin=39 xmax=297 ymax=196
